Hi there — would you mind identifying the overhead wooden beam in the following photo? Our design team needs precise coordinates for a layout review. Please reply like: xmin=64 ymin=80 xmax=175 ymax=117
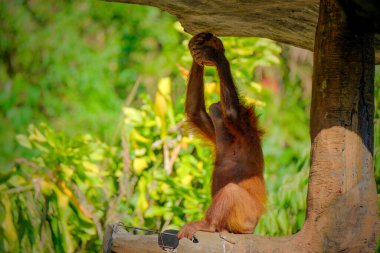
xmin=106 ymin=0 xmax=380 ymax=63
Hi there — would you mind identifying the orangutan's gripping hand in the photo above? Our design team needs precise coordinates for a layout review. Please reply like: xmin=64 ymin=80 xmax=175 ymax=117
xmin=188 ymin=32 xmax=225 ymax=66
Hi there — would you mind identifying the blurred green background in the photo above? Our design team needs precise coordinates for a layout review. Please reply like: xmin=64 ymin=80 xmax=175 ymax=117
xmin=0 ymin=1 xmax=379 ymax=252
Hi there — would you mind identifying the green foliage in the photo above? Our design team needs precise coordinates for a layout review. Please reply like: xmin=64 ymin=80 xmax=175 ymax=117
xmin=1 ymin=124 xmax=122 ymax=252
xmin=121 ymin=82 xmax=213 ymax=228
xmin=0 ymin=0 xmax=183 ymax=166
xmin=1 ymin=71 xmax=309 ymax=251
xmin=120 ymin=73 xmax=310 ymax=236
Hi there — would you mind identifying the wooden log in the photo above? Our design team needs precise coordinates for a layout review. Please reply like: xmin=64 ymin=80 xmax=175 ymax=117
xmin=102 ymin=224 xmax=298 ymax=253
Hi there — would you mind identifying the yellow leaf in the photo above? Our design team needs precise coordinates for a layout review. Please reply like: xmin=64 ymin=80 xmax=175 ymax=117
xmin=137 ymin=193 xmax=149 ymax=212
xmin=154 ymin=77 xmax=173 ymax=136
xmin=181 ymin=137 xmax=191 ymax=144
xmin=56 ymin=181 xmax=92 ymax=219
xmin=244 ymin=97 xmax=266 ymax=107
xmin=205 ymin=82 xmax=218 ymax=95
xmin=61 ymin=164 xmax=74 ymax=178
xmin=16 ymin=134 xmax=32 ymax=148
xmin=82 ymin=161 xmax=99 ymax=174
xmin=135 ymin=148 xmax=146 ymax=156
xmin=173 ymin=21 xmax=184 ymax=32
xmin=53 ymin=186 xmax=69 ymax=208
xmin=137 ymin=178 xmax=148 ymax=211
xmin=250 ymin=82 xmax=263 ymax=92
xmin=123 ymin=107 xmax=142 ymax=124
xmin=40 ymin=180 xmax=53 ymax=195
xmin=130 ymin=129 xmax=149 ymax=143
xmin=154 ymin=91 xmax=167 ymax=122
xmin=158 ymin=77 xmax=171 ymax=97
xmin=160 ymin=183 xmax=169 ymax=191
xmin=29 ymin=128 xmax=46 ymax=142
xmin=154 ymin=77 xmax=171 ymax=117
xmin=181 ymin=175 xmax=193 ymax=186
xmin=133 ymin=158 xmax=148 ymax=174
xmin=1 ymin=196 xmax=18 ymax=252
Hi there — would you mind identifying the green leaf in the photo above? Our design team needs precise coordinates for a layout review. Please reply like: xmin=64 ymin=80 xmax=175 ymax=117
xmin=1 ymin=195 xmax=19 ymax=252
xmin=16 ymin=134 xmax=32 ymax=149
xmin=296 ymin=211 xmax=306 ymax=229
xmin=0 ymin=167 xmax=16 ymax=184
xmin=145 ymin=206 xmax=167 ymax=217
xmin=277 ymin=209 xmax=289 ymax=234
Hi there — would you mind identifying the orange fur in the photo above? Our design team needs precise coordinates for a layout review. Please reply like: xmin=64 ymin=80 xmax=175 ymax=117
xmin=178 ymin=33 xmax=265 ymax=239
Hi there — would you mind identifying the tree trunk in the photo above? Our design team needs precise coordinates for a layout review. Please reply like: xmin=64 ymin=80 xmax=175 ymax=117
xmin=103 ymin=0 xmax=379 ymax=251
xmin=306 ymin=0 xmax=378 ymax=251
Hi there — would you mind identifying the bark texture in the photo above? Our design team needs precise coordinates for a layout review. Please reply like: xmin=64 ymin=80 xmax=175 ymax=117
xmin=103 ymin=0 xmax=379 ymax=252
xmin=307 ymin=0 xmax=379 ymax=251
xmin=106 ymin=0 xmax=380 ymax=63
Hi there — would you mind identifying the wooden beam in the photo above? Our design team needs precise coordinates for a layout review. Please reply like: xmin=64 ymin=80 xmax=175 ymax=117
xmin=105 ymin=0 xmax=380 ymax=63
xmin=102 ymin=224 xmax=300 ymax=253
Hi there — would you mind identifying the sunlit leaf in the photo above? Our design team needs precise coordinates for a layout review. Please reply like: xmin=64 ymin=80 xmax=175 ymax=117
xmin=137 ymin=178 xmax=149 ymax=211
xmin=123 ymin=107 xmax=143 ymax=125
xmin=0 ymin=167 xmax=16 ymax=184
xmin=277 ymin=209 xmax=289 ymax=234
xmin=154 ymin=91 xmax=168 ymax=134
xmin=130 ymin=129 xmax=150 ymax=144
xmin=82 ymin=161 xmax=100 ymax=175
xmin=60 ymin=165 xmax=74 ymax=179
xmin=1 ymin=195 xmax=19 ymax=252
xmin=145 ymin=206 xmax=167 ymax=217
xmin=133 ymin=157 xmax=148 ymax=175
xmin=29 ymin=128 xmax=47 ymax=143
xmin=180 ymin=175 xmax=193 ymax=186
xmin=16 ymin=135 xmax=32 ymax=149
xmin=40 ymin=180 xmax=53 ymax=195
